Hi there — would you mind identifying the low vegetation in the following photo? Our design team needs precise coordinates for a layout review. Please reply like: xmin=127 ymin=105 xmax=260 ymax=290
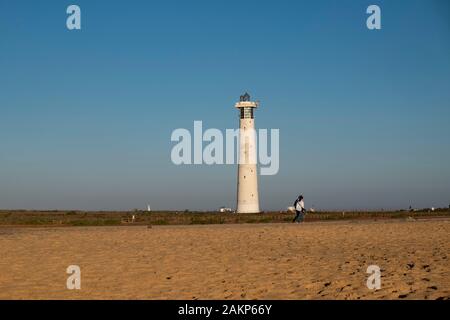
xmin=0 ymin=209 xmax=449 ymax=227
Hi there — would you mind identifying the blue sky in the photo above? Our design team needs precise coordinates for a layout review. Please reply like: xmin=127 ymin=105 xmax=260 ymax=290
xmin=0 ymin=0 xmax=449 ymax=211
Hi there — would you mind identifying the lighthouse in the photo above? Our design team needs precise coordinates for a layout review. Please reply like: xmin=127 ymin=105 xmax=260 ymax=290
xmin=235 ymin=93 xmax=260 ymax=213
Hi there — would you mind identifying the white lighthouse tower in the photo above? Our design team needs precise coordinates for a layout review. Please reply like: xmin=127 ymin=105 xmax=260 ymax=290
xmin=235 ymin=93 xmax=260 ymax=213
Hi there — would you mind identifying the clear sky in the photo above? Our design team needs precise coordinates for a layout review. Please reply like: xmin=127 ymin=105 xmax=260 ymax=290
xmin=1 ymin=0 xmax=449 ymax=211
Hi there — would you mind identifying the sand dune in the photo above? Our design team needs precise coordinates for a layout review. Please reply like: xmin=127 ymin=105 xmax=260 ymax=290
xmin=0 ymin=219 xmax=449 ymax=299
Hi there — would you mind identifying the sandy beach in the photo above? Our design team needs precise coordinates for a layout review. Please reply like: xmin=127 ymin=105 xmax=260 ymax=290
xmin=0 ymin=219 xmax=449 ymax=300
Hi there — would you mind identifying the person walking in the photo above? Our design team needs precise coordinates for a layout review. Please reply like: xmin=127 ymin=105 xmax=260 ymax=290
xmin=292 ymin=195 xmax=306 ymax=223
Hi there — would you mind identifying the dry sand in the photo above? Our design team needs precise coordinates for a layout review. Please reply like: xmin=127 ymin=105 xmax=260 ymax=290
xmin=0 ymin=219 xmax=449 ymax=299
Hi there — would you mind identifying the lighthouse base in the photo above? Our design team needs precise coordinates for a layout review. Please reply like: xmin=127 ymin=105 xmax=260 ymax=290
xmin=236 ymin=203 xmax=260 ymax=214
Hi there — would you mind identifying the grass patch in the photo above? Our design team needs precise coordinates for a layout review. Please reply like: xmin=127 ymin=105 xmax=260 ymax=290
xmin=0 ymin=209 xmax=448 ymax=227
